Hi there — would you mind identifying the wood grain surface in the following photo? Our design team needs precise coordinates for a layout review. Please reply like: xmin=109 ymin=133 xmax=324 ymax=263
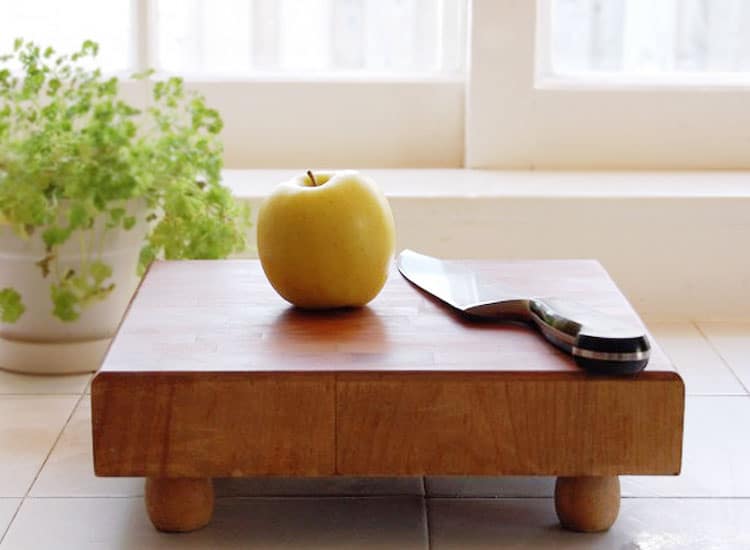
xmin=92 ymin=259 xmax=683 ymax=478
xmin=335 ymin=373 xmax=682 ymax=476
xmin=93 ymin=373 xmax=335 ymax=477
xmin=97 ymin=259 xmax=674 ymax=374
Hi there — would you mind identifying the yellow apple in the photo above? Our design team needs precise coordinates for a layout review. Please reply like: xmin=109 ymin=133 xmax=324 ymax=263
xmin=257 ymin=170 xmax=396 ymax=309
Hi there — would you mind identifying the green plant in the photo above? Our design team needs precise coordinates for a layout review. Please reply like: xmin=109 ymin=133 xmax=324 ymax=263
xmin=0 ymin=39 xmax=249 ymax=322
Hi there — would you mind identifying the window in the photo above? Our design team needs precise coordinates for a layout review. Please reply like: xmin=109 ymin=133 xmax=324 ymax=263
xmin=468 ymin=0 xmax=750 ymax=169
xmin=1 ymin=0 xmax=465 ymax=77
xmin=549 ymin=0 xmax=750 ymax=78
xmin=155 ymin=0 xmax=465 ymax=77
xmin=0 ymin=0 xmax=133 ymax=73
xmin=1 ymin=0 xmax=466 ymax=168
xmin=5 ymin=1 xmax=746 ymax=169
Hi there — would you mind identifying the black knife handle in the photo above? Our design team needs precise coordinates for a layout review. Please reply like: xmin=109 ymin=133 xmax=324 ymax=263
xmin=528 ymin=298 xmax=650 ymax=375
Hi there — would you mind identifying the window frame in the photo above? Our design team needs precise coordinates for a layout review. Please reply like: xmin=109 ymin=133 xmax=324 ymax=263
xmin=466 ymin=0 xmax=750 ymax=169
xmin=114 ymin=0 xmax=465 ymax=168
xmin=11 ymin=0 xmax=748 ymax=169
xmin=120 ymin=77 xmax=465 ymax=168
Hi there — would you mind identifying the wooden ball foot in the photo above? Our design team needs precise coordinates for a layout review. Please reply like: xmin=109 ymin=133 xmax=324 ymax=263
xmin=145 ymin=478 xmax=214 ymax=532
xmin=554 ymin=476 xmax=620 ymax=532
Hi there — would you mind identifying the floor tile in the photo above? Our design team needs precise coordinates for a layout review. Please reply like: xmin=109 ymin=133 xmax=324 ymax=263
xmin=428 ymin=497 xmax=750 ymax=549
xmin=0 ymin=371 xmax=90 ymax=395
xmin=425 ymin=477 xmax=554 ymax=498
xmin=2 ymin=497 xmax=428 ymax=549
xmin=215 ymin=477 xmax=424 ymax=497
xmin=648 ymin=322 xmax=746 ymax=395
xmin=30 ymin=396 xmax=141 ymax=497
xmin=0 ymin=499 xmax=21 ymax=541
xmin=699 ymin=322 xmax=750 ymax=392
xmin=623 ymin=396 xmax=750 ymax=497
xmin=0 ymin=395 xmax=78 ymax=497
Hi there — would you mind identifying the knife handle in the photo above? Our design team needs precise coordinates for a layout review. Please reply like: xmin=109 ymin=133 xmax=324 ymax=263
xmin=528 ymin=298 xmax=650 ymax=375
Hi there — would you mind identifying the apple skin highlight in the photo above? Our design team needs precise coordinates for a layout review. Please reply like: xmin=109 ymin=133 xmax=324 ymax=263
xmin=257 ymin=170 xmax=396 ymax=309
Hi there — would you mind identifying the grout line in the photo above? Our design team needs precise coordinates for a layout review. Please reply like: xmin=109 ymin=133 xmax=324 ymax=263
xmin=684 ymin=394 xmax=750 ymax=399
xmin=29 ymin=392 xmax=86 ymax=486
xmin=655 ymin=320 xmax=748 ymax=395
xmin=425 ymin=495 xmax=750 ymax=501
xmin=0 ymin=392 xmax=85 ymax=546
xmin=215 ymin=495 xmax=429 ymax=503
xmin=423 ymin=496 xmax=433 ymax=549
xmin=420 ymin=476 xmax=432 ymax=548
xmin=21 ymin=494 xmax=428 ymax=500
xmin=621 ymin=495 xmax=750 ymax=500
xmin=17 ymin=494 xmax=750 ymax=501
xmin=693 ymin=321 xmax=750 ymax=395
xmin=687 ymin=394 xmax=750 ymax=398
xmin=0 ymin=393 xmax=87 ymax=397
xmin=650 ymin=324 xmax=684 ymax=376
xmin=0 ymin=498 xmax=22 ymax=545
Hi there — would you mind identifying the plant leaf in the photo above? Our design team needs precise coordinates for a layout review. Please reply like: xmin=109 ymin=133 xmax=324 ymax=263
xmin=0 ymin=288 xmax=25 ymax=323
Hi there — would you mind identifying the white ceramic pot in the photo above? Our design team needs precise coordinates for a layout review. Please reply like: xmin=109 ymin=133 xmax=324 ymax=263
xmin=0 ymin=201 xmax=149 ymax=374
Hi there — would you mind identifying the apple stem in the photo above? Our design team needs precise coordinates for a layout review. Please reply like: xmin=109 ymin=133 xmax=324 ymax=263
xmin=306 ymin=170 xmax=318 ymax=187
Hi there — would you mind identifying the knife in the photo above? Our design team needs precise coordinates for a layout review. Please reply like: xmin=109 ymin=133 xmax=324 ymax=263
xmin=397 ymin=250 xmax=650 ymax=375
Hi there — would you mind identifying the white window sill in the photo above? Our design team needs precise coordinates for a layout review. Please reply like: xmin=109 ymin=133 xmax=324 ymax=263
xmin=223 ymin=169 xmax=750 ymax=199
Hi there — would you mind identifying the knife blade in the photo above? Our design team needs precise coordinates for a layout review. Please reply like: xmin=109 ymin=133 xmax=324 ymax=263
xmin=397 ymin=249 xmax=650 ymax=375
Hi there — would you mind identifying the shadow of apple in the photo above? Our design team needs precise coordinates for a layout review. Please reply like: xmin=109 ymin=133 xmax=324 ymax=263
xmin=263 ymin=306 xmax=388 ymax=355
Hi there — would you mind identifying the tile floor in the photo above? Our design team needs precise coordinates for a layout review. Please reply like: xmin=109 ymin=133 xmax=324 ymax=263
xmin=1 ymin=321 xmax=749 ymax=548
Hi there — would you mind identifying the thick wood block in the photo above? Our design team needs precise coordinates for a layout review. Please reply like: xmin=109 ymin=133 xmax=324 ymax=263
xmin=92 ymin=373 xmax=336 ymax=477
xmin=336 ymin=373 xmax=683 ymax=476
xmin=92 ymin=259 xmax=683 ymax=483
